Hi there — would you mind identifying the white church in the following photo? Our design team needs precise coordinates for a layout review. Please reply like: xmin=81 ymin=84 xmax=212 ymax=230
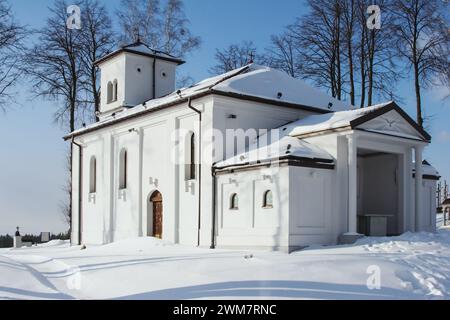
xmin=64 ymin=41 xmax=439 ymax=252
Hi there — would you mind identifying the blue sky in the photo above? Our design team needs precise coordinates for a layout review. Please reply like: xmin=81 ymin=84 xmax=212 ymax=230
xmin=0 ymin=0 xmax=448 ymax=235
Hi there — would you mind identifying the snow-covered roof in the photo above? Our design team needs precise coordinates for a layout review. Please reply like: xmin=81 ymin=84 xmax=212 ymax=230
xmin=274 ymin=101 xmax=431 ymax=141
xmin=65 ymin=64 xmax=352 ymax=140
xmin=211 ymin=65 xmax=350 ymax=111
xmin=281 ymin=102 xmax=392 ymax=137
xmin=215 ymin=135 xmax=334 ymax=169
xmin=413 ymin=160 xmax=440 ymax=178
xmin=95 ymin=41 xmax=185 ymax=66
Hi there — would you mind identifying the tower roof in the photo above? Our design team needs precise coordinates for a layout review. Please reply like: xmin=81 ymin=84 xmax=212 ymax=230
xmin=94 ymin=41 xmax=185 ymax=66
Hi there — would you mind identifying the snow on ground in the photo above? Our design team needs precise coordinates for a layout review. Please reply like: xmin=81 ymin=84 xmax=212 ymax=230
xmin=1 ymin=230 xmax=449 ymax=300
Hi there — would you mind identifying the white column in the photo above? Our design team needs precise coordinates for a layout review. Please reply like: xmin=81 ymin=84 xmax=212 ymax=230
xmin=347 ymin=135 xmax=358 ymax=234
xmin=138 ymin=128 xmax=144 ymax=237
xmin=414 ymin=145 xmax=424 ymax=232
xmin=403 ymin=148 xmax=413 ymax=232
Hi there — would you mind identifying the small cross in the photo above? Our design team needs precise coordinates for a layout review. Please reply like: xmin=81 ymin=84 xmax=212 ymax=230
xmin=133 ymin=27 xmax=141 ymax=43
xmin=248 ymin=51 xmax=255 ymax=64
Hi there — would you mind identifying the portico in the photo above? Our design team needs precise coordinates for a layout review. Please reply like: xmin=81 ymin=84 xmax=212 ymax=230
xmin=343 ymin=131 xmax=428 ymax=242
xmin=340 ymin=104 xmax=431 ymax=242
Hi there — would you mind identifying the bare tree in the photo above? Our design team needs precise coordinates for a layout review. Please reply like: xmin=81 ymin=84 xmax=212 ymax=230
xmin=355 ymin=0 xmax=368 ymax=107
xmin=79 ymin=0 xmax=115 ymax=122
xmin=0 ymin=0 xmax=25 ymax=111
xmin=210 ymin=41 xmax=258 ymax=75
xmin=346 ymin=0 xmax=399 ymax=107
xmin=334 ymin=1 xmax=343 ymax=100
xmin=391 ymin=0 xmax=449 ymax=128
xmin=117 ymin=0 xmax=161 ymax=47
xmin=59 ymin=147 xmax=72 ymax=228
xmin=25 ymin=0 xmax=84 ymax=132
xmin=341 ymin=0 xmax=357 ymax=105
xmin=161 ymin=0 xmax=201 ymax=58
xmin=263 ymin=32 xmax=301 ymax=78
xmin=117 ymin=0 xmax=200 ymax=58
xmin=365 ymin=0 xmax=398 ymax=106
xmin=24 ymin=0 xmax=85 ymax=233
xmin=287 ymin=0 xmax=344 ymax=99
xmin=263 ymin=0 xmax=400 ymax=107
xmin=442 ymin=67 xmax=450 ymax=101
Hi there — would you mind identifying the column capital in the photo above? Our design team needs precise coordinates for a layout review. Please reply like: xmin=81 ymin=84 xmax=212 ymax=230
xmin=347 ymin=133 xmax=358 ymax=143
xmin=414 ymin=144 xmax=424 ymax=153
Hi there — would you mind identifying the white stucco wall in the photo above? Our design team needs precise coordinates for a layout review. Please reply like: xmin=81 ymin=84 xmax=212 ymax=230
xmin=412 ymin=177 xmax=437 ymax=232
xmin=72 ymin=91 xmax=323 ymax=248
xmin=99 ymin=52 xmax=177 ymax=116
xmin=205 ymin=95 xmax=319 ymax=247
xmin=215 ymin=166 xmax=290 ymax=251
xmin=99 ymin=55 xmax=126 ymax=114
xmin=288 ymin=166 xmax=335 ymax=248
xmin=71 ymin=96 xmax=213 ymax=246
xmin=214 ymin=164 xmax=336 ymax=251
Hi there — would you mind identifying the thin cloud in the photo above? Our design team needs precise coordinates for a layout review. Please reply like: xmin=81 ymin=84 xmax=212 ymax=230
xmin=438 ymin=130 xmax=450 ymax=142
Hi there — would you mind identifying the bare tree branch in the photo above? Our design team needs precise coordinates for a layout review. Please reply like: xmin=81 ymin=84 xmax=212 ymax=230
xmin=117 ymin=0 xmax=200 ymax=59
xmin=79 ymin=0 xmax=115 ymax=122
xmin=0 ymin=0 xmax=26 ymax=112
xmin=210 ymin=41 xmax=259 ymax=75
xmin=390 ymin=0 xmax=449 ymax=128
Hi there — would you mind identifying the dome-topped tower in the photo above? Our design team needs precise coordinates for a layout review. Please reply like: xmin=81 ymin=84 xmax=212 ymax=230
xmin=95 ymin=41 xmax=185 ymax=119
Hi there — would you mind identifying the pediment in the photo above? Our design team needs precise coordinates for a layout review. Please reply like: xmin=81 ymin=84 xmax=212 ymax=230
xmin=349 ymin=102 xmax=431 ymax=141
xmin=357 ymin=109 xmax=424 ymax=140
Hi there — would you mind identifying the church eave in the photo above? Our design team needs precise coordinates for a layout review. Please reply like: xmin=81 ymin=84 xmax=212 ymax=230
xmin=63 ymin=92 xmax=336 ymax=141
xmin=214 ymin=155 xmax=335 ymax=175
xmin=94 ymin=48 xmax=185 ymax=66
xmin=210 ymin=89 xmax=333 ymax=115
xmin=63 ymin=92 xmax=205 ymax=141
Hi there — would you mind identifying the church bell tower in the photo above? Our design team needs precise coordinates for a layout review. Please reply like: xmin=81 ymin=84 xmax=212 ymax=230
xmin=95 ymin=41 xmax=185 ymax=119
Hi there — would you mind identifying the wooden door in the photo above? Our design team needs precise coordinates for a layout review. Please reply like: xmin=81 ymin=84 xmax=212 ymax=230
xmin=151 ymin=191 xmax=163 ymax=239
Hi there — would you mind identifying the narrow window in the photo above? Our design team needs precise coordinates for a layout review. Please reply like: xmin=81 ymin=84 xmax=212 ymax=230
xmin=107 ymin=81 xmax=113 ymax=103
xmin=263 ymin=190 xmax=273 ymax=208
xmin=230 ymin=193 xmax=239 ymax=210
xmin=119 ymin=149 xmax=127 ymax=189
xmin=185 ymin=132 xmax=196 ymax=180
xmin=113 ymin=79 xmax=118 ymax=102
xmin=89 ymin=156 xmax=97 ymax=193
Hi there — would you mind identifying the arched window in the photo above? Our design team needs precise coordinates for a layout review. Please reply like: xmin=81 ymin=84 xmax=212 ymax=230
xmin=89 ymin=156 xmax=97 ymax=193
xmin=107 ymin=81 xmax=113 ymax=103
xmin=230 ymin=193 xmax=239 ymax=210
xmin=113 ymin=79 xmax=118 ymax=102
xmin=185 ymin=131 xmax=196 ymax=180
xmin=262 ymin=190 xmax=273 ymax=208
xmin=119 ymin=149 xmax=127 ymax=190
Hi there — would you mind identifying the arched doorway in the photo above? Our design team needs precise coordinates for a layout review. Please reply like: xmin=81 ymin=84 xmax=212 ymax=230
xmin=149 ymin=191 xmax=163 ymax=239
